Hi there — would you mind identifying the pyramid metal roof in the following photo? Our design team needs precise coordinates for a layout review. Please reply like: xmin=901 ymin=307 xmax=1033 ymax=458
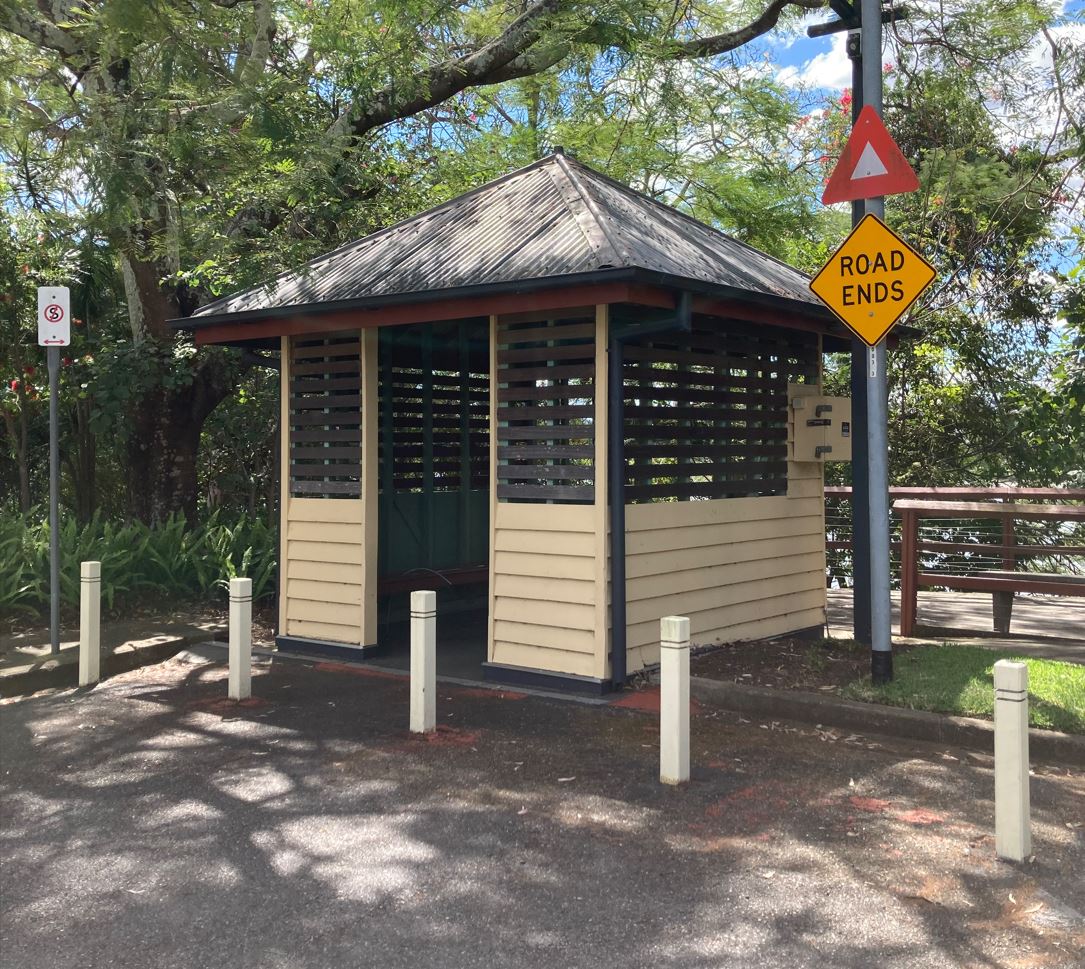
xmin=185 ymin=152 xmax=823 ymax=327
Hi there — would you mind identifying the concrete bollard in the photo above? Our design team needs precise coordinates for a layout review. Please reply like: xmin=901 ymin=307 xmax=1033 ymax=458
xmin=659 ymin=615 xmax=691 ymax=785
xmin=994 ymin=659 xmax=1031 ymax=861
xmin=228 ymin=577 xmax=253 ymax=700
xmin=410 ymin=590 xmax=436 ymax=734
xmin=79 ymin=561 xmax=101 ymax=687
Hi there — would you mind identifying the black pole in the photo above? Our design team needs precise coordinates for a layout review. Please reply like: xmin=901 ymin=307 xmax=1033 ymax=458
xmin=608 ymin=294 xmax=692 ymax=689
xmin=608 ymin=333 xmax=628 ymax=689
xmin=846 ymin=28 xmax=872 ymax=647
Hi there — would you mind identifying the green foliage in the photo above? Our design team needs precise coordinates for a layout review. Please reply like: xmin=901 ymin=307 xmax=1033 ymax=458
xmin=843 ymin=645 xmax=1085 ymax=734
xmin=0 ymin=510 xmax=277 ymax=619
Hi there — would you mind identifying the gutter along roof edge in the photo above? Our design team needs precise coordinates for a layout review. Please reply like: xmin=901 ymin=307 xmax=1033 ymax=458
xmin=170 ymin=267 xmax=838 ymax=335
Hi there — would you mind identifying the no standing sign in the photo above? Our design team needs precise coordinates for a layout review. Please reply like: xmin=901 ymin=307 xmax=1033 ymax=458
xmin=37 ymin=286 xmax=71 ymax=346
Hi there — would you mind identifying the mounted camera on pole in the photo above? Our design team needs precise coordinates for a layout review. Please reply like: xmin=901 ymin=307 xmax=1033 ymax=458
xmin=38 ymin=286 xmax=71 ymax=656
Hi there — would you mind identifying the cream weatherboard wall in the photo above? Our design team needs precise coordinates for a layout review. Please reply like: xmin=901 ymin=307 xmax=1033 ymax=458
xmin=620 ymin=381 xmax=826 ymax=674
xmin=279 ymin=331 xmax=379 ymax=649
xmin=487 ymin=307 xmax=610 ymax=681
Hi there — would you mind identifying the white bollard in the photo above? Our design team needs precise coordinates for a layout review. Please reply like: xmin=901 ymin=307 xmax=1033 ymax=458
xmin=659 ymin=615 xmax=691 ymax=785
xmin=994 ymin=659 xmax=1031 ymax=861
xmin=228 ymin=577 xmax=253 ymax=700
xmin=410 ymin=590 xmax=436 ymax=734
xmin=79 ymin=561 xmax=101 ymax=687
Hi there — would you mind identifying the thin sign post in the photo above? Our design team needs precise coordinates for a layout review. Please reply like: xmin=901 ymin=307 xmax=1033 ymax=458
xmin=38 ymin=287 xmax=70 ymax=656
xmin=860 ymin=0 xmax=893 ymax=684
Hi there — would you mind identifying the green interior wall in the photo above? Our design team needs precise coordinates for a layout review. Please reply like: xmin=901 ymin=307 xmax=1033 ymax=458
xmin=376 ymin=321 xmax=490 ymax=577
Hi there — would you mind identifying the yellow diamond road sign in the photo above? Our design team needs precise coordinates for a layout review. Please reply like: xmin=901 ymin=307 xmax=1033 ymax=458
xmin=809 ymin=214 xmax=935 ymax=347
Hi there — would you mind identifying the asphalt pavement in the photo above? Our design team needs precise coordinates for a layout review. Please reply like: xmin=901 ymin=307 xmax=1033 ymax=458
xmin=1 ymin=649 xmax=1082 ymax=969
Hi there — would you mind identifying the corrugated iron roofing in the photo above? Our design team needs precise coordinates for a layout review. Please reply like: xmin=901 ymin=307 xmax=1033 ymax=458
xmin=189 ymin=152 xmax=819 ymax=321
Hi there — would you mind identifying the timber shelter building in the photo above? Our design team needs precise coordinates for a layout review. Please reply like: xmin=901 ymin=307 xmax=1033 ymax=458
xmin=178 ymin=151 xmax=854 ymax=694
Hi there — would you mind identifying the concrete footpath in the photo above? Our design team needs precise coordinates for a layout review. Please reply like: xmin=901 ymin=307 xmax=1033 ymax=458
xmin=0 ymin=619 xmax=225 ymax=697
xmin=1 ymin=651 xmax=1083 ymax=969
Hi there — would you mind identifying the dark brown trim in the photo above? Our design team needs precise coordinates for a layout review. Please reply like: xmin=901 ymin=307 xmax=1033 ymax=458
xmin=482 ymin=662 xmax=612 ymax=696
xmin=193 ymin=282 xmax=643 ymax=346
xmin=275 ymin=635 xmax=385 ymax=661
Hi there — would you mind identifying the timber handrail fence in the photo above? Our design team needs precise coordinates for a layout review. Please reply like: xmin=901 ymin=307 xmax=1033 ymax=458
xmin=824 ymin=487 xmax=1085 ymax=598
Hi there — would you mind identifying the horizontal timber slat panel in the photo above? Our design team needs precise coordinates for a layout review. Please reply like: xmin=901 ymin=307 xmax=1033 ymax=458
xmin=494 ymin=529 xmax=596 ymax=557
xmin=626 ymin=495 xmax=817 ymax=531
xmin=625 ymin=479 xmax=786 ymax=501
xmin=493 ymin=597 xmax=596 ymax=631
xmin=626 ymin=515 xmax=823 ymax=555
xmin=493 ymin=550 xmax=596 ymax=581
xmin=493 ymin=620 xmax=596 ymax=654
xmin=286 ymin=519 xmax=363 ymax=543
xmin=496 ymin=485 xmax=594 ymax=502
xmin=289 ymin=479 xmax=361 ymax=495
xmin=496 ymin=425 xmax=595 ymax=442
xmin=498 ymin=464 xmax=595 ymax=482
xmin=286 ymin=559 xmax=364 ymax=582
xmin=497 ymin=364 xmax=594 ymax=383
xmin=626 ymin=551 xmax=824 ymax=602
xmin=627 ymin=586 xmax=825 ymax=636
xmin=490 ymin=641 xmax=597 ymax=678
xmin=495 ymin=502 xmax=595 ymax=532
xmin=628 ymin=606 xmax=827 ymax=651
xmin=291 ymin=341 xmax=360 ymax=360
xmin=287 ymin=497 xmax=364 ymax=523
xmin=285 ymin=580 xmax=360 ymax=606
xmin=499 ymin=444 xmax=594 ymax=461
xmin=493 ymin=573 xmax=596 ymax=605
xmin=498 ymin=321 xmax=596 ymax=344
xmin=287 ymin=540 xmax=365 ymax=565
xmin=626 ymin=532 xmax=824 ymax=579
xmin=286 ymin=598 xmax=361 ymax=625
xmin=285 ymin=619 xmax=363 ymax=645
xmin=498 ymin=343 xmax=594 ymax=365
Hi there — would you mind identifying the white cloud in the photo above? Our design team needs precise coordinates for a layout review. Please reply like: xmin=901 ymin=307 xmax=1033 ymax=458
xmin=776 ymin=33 xmax=853 ymax=92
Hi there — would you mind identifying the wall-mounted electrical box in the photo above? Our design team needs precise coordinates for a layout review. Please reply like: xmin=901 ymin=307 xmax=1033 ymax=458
xmin=790 ymin=394 xmax=853 ymax=463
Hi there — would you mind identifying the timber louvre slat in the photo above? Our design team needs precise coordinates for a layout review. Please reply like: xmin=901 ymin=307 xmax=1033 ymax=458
xmin=496 ymin=315 xmax=596 ymax=504
xmin=621 ymin=320 xmax=817 ymax=503
xmin=288 ymin=334 xmax=363 ymax=498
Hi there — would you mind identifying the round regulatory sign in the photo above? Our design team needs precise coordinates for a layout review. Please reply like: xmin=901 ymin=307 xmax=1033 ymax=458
xmin=43 ymin=303 xmax=65 ymax=324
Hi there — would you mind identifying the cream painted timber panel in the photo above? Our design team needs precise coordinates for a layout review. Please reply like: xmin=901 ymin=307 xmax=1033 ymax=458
xmin=486 ymin=309 xmax=606 ymax=680
xmin=280 ymin=331 xmax=377 ymax=649
xmin=620 ymin=380 xmax=827 ymax=672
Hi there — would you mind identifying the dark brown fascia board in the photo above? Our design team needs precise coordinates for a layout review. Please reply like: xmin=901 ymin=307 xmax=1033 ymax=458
xmin=172 ymin=267 xmax=886 ymax=349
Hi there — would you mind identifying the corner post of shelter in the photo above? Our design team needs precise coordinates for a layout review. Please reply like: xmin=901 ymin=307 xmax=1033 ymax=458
xmin=278 ymin=335 xmax=290 ymax=639
xmin=360 ymin=326 xmax=379 ymax=649
xmin=593 ymin=303 xmax=611 ymax=684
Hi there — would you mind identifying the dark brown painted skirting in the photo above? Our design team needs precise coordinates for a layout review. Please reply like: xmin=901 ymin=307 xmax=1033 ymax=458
xmin=275 ymin=635 xmax=385 ymax=662
xmin=482 ymin=662 xmax=611 ymax=696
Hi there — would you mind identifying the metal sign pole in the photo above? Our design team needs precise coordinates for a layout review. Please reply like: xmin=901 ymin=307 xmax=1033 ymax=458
xmin=48 ymin=344 xmax=60 ymax=655
xmin=846 ymin=28 xmax=871 ymax=646
xmin=861 ymin=0 xmax=893 ymax=682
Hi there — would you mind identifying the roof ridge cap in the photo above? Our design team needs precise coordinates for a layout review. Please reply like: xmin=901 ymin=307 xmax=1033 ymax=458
xmin=552 ymin=153 xmax=627 ymax=267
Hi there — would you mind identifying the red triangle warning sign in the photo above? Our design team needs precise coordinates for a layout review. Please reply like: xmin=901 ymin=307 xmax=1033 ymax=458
xmin=822 ymin=105 xmax=919 ymax=205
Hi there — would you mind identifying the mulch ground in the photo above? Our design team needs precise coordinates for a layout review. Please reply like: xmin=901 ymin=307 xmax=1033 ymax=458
xmin=689 ymin=635 xmax=914 ymax=693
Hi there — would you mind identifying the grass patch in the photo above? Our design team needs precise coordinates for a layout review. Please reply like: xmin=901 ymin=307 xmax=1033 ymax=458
xmin=841 ymin=645 xmax=1085 ymax=735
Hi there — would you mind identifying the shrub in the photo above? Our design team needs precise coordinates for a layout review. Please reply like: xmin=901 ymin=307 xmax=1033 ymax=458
xmin=0 ymin=510 xmax=277 ymax=619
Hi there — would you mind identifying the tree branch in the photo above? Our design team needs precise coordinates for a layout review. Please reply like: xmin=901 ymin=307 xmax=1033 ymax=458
xmin=0 ymin=1 xmax=82 ymax=57
xmin=666 ymin=0 xmax=827 ymax=59
xmin=332 ymin=0 xmax=561 ymax=139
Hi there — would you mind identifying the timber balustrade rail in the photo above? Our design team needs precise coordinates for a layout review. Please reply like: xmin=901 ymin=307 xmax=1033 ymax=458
xmin=825 ymin=488 xmax=1085 ymax=623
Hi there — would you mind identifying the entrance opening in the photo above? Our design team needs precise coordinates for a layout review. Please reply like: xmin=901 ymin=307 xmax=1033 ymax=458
xmin=374 ymin=319 xmax=490 ymax=678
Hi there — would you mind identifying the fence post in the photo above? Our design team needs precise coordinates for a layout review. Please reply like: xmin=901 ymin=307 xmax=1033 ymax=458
xmin=410 ymin=590 xmax=436 ymax=734
xmin=659 ymin=615 xmax=690 ymax=785
xmin=994 ymin=659 xmax=1031 ymax=861
xmin=228 ymin=577 xmax=252 ymax=700
xmin=79 ymin=561 xmax=101 ymax=687
xmin=899 ymin=508 xmax=918 ymax=636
